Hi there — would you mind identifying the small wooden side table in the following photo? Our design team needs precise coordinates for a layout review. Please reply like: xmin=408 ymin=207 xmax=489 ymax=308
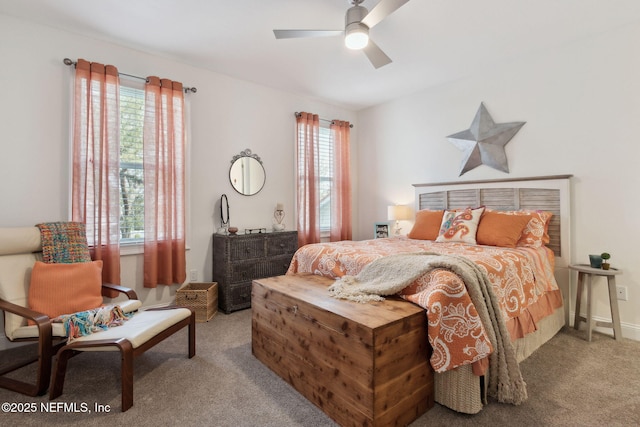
xmin=569 ymin=264 xmax=623 ymax=341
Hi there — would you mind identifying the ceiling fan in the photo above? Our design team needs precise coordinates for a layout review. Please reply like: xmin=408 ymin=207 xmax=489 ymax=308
xmin=273 ymin=0 xmax=410 ymax=69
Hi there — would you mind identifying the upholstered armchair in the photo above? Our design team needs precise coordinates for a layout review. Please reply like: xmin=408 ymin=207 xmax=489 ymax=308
xmin=0 ymin=226 xmax=195 ymax=411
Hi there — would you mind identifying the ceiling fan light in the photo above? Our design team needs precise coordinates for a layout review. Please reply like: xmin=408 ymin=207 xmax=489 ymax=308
xmin=345 ymin=23 xmax=369 ymax=50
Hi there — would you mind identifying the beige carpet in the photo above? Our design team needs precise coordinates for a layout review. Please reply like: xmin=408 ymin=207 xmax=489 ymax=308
xmin=1 ymin=308 xmax=639 ymax=427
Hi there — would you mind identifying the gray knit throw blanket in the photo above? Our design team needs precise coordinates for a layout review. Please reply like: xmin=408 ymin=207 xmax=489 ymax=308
xmin=328 ymin=252 xmax=528 ymax=405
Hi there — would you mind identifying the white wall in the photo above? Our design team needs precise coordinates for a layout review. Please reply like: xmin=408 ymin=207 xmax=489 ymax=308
xmin=0 ymin=14 xmax=356 ymax=348
xmin=356 ymin=22 xmax=640 ymax=339
xmin=2 ymin=11 xmax=638 ymax=345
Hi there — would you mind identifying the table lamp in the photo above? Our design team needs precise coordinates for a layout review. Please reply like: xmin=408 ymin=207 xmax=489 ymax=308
xmin=387 ymin=205 xmax=411 ymax=235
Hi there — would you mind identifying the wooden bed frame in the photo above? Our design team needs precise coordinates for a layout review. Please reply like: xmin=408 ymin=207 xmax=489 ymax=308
xmin=252 ymin=175 xmax=572 ymax=421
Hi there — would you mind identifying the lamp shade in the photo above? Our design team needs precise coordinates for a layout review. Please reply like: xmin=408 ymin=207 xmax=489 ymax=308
xmin=387 ymin=205 xmax=410 ymax=221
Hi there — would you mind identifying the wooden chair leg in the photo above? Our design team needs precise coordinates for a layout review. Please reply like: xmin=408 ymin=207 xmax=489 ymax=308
xmin=188 ymin=311 xmax=196 ymax=358
xmin=120 ymin=341 xmax=134 ymax=412
xmin=50 ymin=339 xmax=129 ymax=405
xmin=0 ymin=332 xmax=61 ymax=397
xmin=49 ymin=347 xmax=74 ymax=400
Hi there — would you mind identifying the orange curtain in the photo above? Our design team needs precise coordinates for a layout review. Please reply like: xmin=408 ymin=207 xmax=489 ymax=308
xmin=330 ymin=120 xmax=352 ymax=241
xmin=143 ymin=76 xmax=186 ymax=288
xmin=71 ymin=58 xmax=121 ymax=287
xmin=296 ymin=112 xmax=321 ymax=246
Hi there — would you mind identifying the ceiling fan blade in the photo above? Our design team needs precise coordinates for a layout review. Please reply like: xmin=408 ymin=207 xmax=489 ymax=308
xmin=361 ymin=0 xmax=410 ymax=28
xmin=273 ymin=29 xmax=343 ymax=39
xmin=363 ymin=39 xmax=392 ymax=69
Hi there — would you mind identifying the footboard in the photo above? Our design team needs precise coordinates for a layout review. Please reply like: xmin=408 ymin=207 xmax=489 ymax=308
xmin=251 ymin=274 xmax=434 ymax=427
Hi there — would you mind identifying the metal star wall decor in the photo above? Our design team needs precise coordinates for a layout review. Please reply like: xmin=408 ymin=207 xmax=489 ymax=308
xmin=447 ymin=103 xmax=525 ymax=176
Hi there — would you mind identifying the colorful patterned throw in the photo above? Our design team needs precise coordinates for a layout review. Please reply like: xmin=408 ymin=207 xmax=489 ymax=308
xmin=55 ymin=305 xmax=132 ymax=343
xmin=36 ymin=222 xmax=91 ymax=263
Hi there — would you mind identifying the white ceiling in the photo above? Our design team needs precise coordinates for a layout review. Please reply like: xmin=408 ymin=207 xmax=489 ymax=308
xmin=2 ymin=0 xmax=640 ymax=110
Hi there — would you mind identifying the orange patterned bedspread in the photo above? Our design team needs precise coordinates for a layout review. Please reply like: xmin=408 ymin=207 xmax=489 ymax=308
xmin=286 ymin=237 xmax=562 ymax=374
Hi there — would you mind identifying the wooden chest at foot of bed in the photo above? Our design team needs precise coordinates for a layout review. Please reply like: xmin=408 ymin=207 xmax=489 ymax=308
xmin=251 ymin=274 xmax=434 ymax=427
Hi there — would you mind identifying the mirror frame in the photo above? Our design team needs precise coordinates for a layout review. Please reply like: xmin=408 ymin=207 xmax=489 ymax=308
xmin=229 ymin=149 xmax=265 ymax=196
xmin=220 ymin=194 xmax=229 ymax=227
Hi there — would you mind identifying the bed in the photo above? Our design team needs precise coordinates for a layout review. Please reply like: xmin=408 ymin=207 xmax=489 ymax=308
xmin=252 ymin=175 xmax=572 ymax=420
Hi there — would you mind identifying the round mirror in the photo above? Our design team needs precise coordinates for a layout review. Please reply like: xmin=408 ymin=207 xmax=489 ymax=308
xmin=229 ymin=149 xmax=265 ymax=196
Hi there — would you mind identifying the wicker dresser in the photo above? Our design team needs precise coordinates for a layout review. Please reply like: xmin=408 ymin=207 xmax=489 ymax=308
xmin=212 ymin=230 xmax=298 ymax=313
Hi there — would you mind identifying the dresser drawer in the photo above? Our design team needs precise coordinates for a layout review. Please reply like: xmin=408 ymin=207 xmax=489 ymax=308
xmin=219 ymin=281 xmax=252 ymax=313
xmin=266 ymin=234 xmax=298 ymax=257
xmin=227 ymin=236 xmax=266 ymax=261
xmin=228 ymin=260 xmax=260 ymax=283
xmin=267 ymin=255 xmax=295 ymax=276
xmin=227 ymin=256 xmax=294 ymax=284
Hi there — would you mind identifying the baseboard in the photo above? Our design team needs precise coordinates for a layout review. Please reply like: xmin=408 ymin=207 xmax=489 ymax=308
xmin=568 ymin=310 xmax=640 ymax=341
xmin=621 ymin=323 xmax=640 ymax=341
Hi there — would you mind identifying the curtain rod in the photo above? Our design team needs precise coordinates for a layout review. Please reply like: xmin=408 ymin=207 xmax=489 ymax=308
xmin=295 ymin=112 xmax=354 ymax=128
xmin=63 ymin=58 xmax=197 ymax=94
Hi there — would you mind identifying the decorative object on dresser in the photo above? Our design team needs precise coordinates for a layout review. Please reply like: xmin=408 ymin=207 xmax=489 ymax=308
xmin=272 ymin=202 xmax=285 ymax=231
xmin=446 ymin=103 xmax=526 ymax=176
xmin=244 ymin=228 xmax=267 ymax=234
xmin=218 ymin=194 xmax=230 ymax=234
xmin=212 ymin=230 xmax=298 ymax=313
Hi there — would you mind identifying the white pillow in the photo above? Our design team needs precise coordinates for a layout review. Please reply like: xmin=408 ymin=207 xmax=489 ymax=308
xmin=435 ymin=207 xmax=485 ymax=244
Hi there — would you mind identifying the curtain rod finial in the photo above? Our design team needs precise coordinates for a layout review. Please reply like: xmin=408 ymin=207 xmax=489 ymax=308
xmin=63 ymin=58 xmax=75 ymax=66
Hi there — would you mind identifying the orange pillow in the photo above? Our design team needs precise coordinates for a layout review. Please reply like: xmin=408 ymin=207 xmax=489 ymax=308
xmin=483 ymin=209 xmax=553 ymax=248
xmin=476 ymin=211 xmax=532 ymax=248
xmin=28 ymin=261 xmax=103 ymax=322
xmin=519 ymin=211 xmax=553 ymax=247
xmin=408 ymin=210 xmax=444 ymax=240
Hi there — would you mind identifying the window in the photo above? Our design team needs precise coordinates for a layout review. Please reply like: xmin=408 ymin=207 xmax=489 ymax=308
xmin=119 ymin=85 xmax=145 ymax=243
xmin=296 ymin=112 xmax=350 ymax=245
xmin=318 ymin=123 xmax=333 ymax=233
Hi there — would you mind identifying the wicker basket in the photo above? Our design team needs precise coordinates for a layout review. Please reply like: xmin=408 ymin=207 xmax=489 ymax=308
xmin=176 ymin=282 xmax=218 ymax=322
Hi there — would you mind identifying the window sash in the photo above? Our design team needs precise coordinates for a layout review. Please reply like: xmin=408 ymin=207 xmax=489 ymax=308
xmin=119 ymin=85 xmax=145 ymax=243
xmin=318 ymin=125 xmax=333 ymax=232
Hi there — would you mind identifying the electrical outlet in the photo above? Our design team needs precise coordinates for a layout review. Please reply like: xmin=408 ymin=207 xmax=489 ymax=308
xmin=189 ymin=269 xmax=198 ymax=282
xmin=616 ymin=285 xmax=628 ymax=301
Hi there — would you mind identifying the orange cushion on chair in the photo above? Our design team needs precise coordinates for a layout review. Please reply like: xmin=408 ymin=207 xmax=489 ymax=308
xmin=28 ymin=261 xmax=103 ymax=322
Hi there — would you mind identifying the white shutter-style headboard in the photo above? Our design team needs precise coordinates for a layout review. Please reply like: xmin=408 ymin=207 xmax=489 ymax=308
xmin=413 ymin=175 xmax=572 ymax=268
